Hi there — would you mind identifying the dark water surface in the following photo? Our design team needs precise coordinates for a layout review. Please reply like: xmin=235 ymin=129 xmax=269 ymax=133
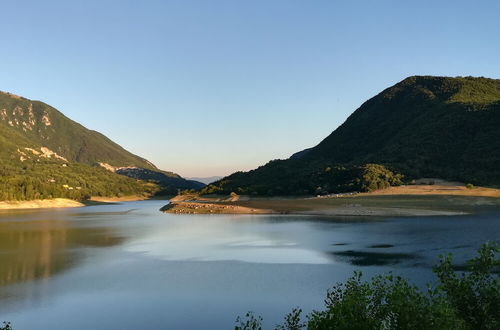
xmin=0 ymin=200 xmax=498 ymax=329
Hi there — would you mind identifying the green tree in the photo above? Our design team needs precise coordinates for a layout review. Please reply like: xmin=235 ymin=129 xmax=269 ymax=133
xmin=235 ymin=312 xmax=263 ymax=330
xmin=0 ymin=322 xmax=12 ymax=330
xmin=434 ymin=242 xmax=500 ymax=329
xmin=236 ymin=243 xmax=499 ymax=330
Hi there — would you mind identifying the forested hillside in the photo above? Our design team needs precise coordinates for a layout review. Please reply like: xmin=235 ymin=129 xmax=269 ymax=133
xmin=0 ymin=91 xmax=200 ymax=200
xmin=0 ymin=91 xmax=156 ymax=168
xmin=203 ymin=76 xmax=500 ymax=196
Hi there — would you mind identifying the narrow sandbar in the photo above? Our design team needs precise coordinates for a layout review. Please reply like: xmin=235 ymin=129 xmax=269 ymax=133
xmin=0 ymin=198 xmax=84 ymax=210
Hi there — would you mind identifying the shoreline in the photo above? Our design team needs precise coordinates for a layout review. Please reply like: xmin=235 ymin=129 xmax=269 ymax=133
xmin=161 ymin=185 xmax=500 ymax=217
xmin=0 ymin=198 xmax=85 ymax=210
xmin=0 ymin=195 xmax=149 ymax=210
xmin=361 ymin=184 xmax=500 ymax=198
xmin=2 ymin=184 xmax=499 ymax=214
xmin=161 ymin=201 xmax=466 ymax=217
xmin=160 ymin=202 xmax=272 ymax=215
xmin=89 ymin=195 xmax=150 ymax=203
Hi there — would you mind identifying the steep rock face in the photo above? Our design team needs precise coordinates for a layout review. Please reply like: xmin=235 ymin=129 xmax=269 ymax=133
xmin=204 ymin=76 xmax=500 ymax=195
xmin=0 ymin=91 xmax=155 ymax=169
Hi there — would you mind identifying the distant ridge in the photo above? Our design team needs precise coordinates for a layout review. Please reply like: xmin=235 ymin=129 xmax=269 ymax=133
xmin=203 ymin=76 xmax=500 ymax=196
xmin=187 ymin=176 xmax=224 ymax=185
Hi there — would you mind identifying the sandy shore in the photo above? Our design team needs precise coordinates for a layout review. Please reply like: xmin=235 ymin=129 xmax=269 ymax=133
xmin=363 ymin=184 xmax=500 ymax=197
xmin=0 ymin=198 xmax=84 ymax=210
xmin=161 ymin=201 xmax=465 ymax=217
xmin=89 ymin=195 xmax=149 ymax=203
xmin=162 ymin=184 xmax=500 ymax=217
xmin=0 ymin=195 xmax=149 ymax=210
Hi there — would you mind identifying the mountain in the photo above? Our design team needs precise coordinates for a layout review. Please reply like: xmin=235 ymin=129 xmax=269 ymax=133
xmin=116 ymin=168 xmax=205 ymax=193
xmin=186 ymin=176 xmax=224 ymax=185
xmin=0 ymin=91 xmax=202 ymax=200
xmin=0 ymin=91 xmax=155 ymax=169
xmin=202 ymin=76 xmax=500 ymax=196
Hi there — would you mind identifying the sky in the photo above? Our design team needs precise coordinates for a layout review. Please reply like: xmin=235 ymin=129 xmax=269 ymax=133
xmin=1 ymin=0 xmax=499 ymax=177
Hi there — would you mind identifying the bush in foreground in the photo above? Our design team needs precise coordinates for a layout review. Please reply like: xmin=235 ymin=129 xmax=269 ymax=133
xmin=0 ymin=322 xmax=11 ymax=330
xmin=236 ymin=242 xmax=499 ymax=330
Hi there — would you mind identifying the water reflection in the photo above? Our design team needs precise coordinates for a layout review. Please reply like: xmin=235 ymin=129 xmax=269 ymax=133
xmin=125 ymin=215 xmax=332 ymax=264
xmin=0 ymin=202 xmax=499 ymax=330
xmin=330 ymin=250 xmax=419 ymax=266
xmin=0 ymin=218 xmax=123 ymax=286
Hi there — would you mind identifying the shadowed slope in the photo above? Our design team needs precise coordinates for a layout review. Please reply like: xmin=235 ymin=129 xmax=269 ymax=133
xmin=204 ymin=76 xmax=500 ymax=196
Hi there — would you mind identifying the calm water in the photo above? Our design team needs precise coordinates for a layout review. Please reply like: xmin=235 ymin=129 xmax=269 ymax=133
xmin=0 ymin=200 xmax=499 ymax=329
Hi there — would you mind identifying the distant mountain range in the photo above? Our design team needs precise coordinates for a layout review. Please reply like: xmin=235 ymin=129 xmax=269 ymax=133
xmin=203 ymin=76 xmax=500 ymax=196
xmin=0 ymin=91 xmax=203 ymax=200
xmin=186 ymin=176 xmax=223 ymax=185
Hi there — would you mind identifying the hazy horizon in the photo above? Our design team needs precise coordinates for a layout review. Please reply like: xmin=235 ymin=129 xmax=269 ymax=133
xmin=1 ymin=0 xmax=499 ymax=177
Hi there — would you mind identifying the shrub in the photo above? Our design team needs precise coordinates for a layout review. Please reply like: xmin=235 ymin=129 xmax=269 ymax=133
xmin=235 ymin=312 xmax=263 ymax=330
xmin=434 ymin=242 xmax=500 ymax=329
xmin=236 ymin=242 xmax=499 ymax=329
xmin=357 ymin=164 xmax=403 ymax=192
xmin=0 ymin=322 xmax=12 ymax=330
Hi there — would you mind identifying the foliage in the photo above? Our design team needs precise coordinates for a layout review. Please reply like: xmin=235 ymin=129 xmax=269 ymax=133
xmin=448 ymin=76 xmax=500 ymax=104
xmin=0 ymin=322 xmax=11 ymax=330
xmin=306 ymin=273 xmax=465 ymax=330
xmin=235 ymin=312 xmax=263 ymax=330
xmin=357 ymin=164 xmax=403 ymax=192
xmin=236 ymin=242 xmax=499 ymax=330
xmin=200 ymin=161 xmax=402 ymax=196
xmin=275 ymin=308 xmax=305 ymax=330
xmin=0 ymin=157 xmax=158 ymax=201
xmin=434 ymin=242 xmax=500 ymax=329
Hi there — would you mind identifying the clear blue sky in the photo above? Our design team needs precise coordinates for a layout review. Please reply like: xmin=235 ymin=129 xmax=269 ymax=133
xmin=1 ymin=0 xmax=499 ymax=177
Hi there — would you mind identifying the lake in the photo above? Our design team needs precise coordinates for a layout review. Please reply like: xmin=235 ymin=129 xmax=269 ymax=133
xmin=0 ymin=200 xmax=499 ymax=329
